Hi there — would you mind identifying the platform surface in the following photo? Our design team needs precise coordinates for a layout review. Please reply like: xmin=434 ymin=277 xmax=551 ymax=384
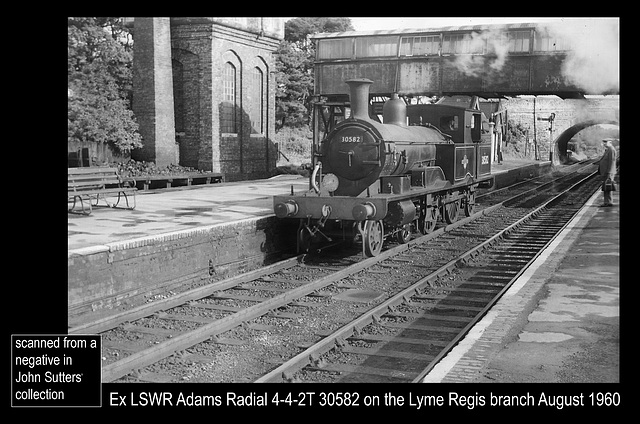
xmin=67 ymin=159 xmax=545 ymax=254
xmin=423 ymin=187 xmax=620 ymax=383
xmin=68 ymin=174 xmax=309 ymax=254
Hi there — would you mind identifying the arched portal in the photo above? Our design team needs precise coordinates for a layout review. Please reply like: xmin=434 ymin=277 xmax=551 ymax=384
xmin=553 ymin=119 xmax=619 ymax=164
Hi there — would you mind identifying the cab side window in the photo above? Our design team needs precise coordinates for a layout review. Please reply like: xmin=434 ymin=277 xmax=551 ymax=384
xmin=440 ymin=115 xmax=458 ymax=131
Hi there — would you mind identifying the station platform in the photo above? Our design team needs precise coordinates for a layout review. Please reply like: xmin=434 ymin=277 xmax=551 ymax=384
xmin=423 ymin=186 xmax=620 ymax=383
xmin=67 ymin=174 xmax=309 ymax=253
xmin=67 ymin=159 xmax=551 ymax=322
xmin=67 ymin=159 xmax=548 ymax=254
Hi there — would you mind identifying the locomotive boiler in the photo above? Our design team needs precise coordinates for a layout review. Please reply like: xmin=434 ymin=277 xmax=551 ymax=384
xmin=274 ymin=78 xmax=494 ymax=256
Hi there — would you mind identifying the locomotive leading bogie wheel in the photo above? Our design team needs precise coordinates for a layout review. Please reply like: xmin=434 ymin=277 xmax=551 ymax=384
xmin=444 ymin=200 xmax=459 ymax=224
xmin=464 ymin=192 xmax=475 ymax=217
xmin=396 ymin=223 xmax=411 ymax=244
xmin=363 ymin=220 xmax=384 ymax=257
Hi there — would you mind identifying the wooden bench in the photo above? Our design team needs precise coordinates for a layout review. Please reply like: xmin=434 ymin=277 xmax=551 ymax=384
xmin=68 ymin=167 xmax=137 ymax=215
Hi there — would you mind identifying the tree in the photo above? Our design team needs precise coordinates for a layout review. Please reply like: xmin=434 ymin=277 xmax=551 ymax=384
xmin=285 ymin=17 xmax=353 ymax=45
xmin=274 ymin=18 xmax=353 ymax=130
xmin=274 ymin=41 xmax=314 ymax=130
xmin=68 ymin=17 xmax=142 ymax=154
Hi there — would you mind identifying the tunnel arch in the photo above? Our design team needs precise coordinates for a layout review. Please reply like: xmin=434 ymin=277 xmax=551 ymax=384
xmin=553 ymin=119 xmax=619 ymax=164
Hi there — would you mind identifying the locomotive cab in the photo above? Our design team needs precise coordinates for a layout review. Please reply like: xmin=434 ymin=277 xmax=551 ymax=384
xmin=408 ymin=104 xmax=490 ymax=184
xmin=407 ymin=104 xmax=482 ymax=144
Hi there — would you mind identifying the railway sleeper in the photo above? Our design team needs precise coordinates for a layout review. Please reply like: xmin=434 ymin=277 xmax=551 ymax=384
xmin=348 ymin=333 xmax=449 ymax=347
xmin=306 ymin=363 xmax=421 ymax=380
xmin=341 ymin=346 xmax=436 ymax=362
xmin=380 ymin=320 xmax=462 ymax=333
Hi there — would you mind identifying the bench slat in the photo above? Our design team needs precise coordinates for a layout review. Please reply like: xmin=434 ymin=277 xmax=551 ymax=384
xmin=68 ymin=167 xmax=119 ymax=174
xmin=69 ymin=173 xmax=120 ymax=180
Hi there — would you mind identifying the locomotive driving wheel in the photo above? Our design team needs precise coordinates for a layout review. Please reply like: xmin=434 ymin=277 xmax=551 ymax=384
xmin=363 ymin=220 xmax=384 ymax=257
xmin=418 ymin=206 xmax=438 ymax=234
xmin=464 ymin=192 xmax=475 ymax=217
xmin=444 ymin=200 xmax=460 ymax=224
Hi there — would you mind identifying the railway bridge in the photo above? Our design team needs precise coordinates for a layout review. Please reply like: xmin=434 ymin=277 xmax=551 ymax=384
xmin=553 ymin=118 xmax=619 ymax=164
xmin=311 ymin=20 xmax=619 ymax=164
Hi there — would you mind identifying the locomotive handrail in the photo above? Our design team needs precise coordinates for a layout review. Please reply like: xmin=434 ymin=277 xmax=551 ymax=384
xmin=310 ymin=162 xmax=322 ymax=194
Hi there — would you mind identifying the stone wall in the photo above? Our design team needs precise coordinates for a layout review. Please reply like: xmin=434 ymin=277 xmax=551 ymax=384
xmin=68 ymin=216 xmax=297 ymax=316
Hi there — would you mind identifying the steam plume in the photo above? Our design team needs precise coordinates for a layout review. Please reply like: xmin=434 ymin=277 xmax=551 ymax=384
xmin=544 ymin=18 xmax=619 ymax=94
xmin=451 ymin=18 xmax=619 ymax=95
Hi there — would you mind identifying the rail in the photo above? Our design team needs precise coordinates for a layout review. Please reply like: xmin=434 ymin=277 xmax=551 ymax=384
xmin=70 ymin=162 xmax=600 ymax=383
xmin=257 ymin=168 xmax=599 ymax=382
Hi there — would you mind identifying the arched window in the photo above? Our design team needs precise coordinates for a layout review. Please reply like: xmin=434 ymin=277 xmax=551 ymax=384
xmin=250 ymin=67 xmax=264 ymax=134
xmin=221 ymin=62 xmax=237 ymax=133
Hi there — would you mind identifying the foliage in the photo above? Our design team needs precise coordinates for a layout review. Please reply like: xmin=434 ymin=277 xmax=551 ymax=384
xmin=274 ymin=18 xmax=353 ymax=131
xmin=274 ymin=126 xmax=312 ymax=158
xmin=111 ymin=159 xmax=205 ymax=177
xmin=274 ymin=126 xmax=313 ymax=177
xmin=274 ymin=41 xmax=314 ymax=130
xmin=284 ymin=17 xmax=353 ymax=45
xmin=506 ymin=119 xmax=529 ymax=143
xmin=68 ymin=17 xmax=142 ymax=153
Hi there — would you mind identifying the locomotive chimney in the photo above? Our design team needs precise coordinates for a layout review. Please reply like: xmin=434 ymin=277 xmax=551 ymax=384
xmin=345 ymin=78 xmax=373 ymax=120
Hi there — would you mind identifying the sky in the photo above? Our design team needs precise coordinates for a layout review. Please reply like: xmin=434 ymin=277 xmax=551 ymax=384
xmin=348 ymin=17 xmax=556 ymax=31
xmin=282 ymin=17 xmax=617 ymax=32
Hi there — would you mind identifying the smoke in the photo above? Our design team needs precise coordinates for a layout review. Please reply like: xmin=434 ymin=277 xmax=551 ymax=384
xmin=543 ymin=18 xmax=619 ymax=94
xmin=453 ymin=28 xmax=509 ymax=77
xmin=451 ymin=19 xmax=619 ymax=95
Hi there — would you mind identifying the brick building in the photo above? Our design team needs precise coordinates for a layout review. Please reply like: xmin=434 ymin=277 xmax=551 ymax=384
xmin=130 ymin=17 xmax=284 ymax=181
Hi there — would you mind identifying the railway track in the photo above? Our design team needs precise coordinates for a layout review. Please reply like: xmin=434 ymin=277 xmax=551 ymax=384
xmin=69 ymin=161 xmax=601 ymax=383
xmin=259 ymin=164 xmax=601 ymax=383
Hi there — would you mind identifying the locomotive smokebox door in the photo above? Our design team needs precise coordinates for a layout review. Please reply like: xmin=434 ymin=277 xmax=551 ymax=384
xmin=327 ymin=125 xmax=381 ymax=180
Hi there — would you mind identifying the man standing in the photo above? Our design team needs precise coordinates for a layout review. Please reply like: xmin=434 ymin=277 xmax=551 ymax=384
xmin=598 ymin=138 xmax=617 ymax=207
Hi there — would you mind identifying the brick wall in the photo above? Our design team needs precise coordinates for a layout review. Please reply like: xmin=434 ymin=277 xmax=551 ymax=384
xmin=168 ymin=19 xmax=280 ymax=180
xmin=500 ymin=96 xmax=619 ymax=146
xmin=132 ymin=18 xmax=178 ymax=167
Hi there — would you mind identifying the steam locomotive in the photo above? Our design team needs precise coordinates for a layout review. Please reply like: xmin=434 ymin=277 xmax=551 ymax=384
xmin=274 ymin=78 xmax=494 ymax=257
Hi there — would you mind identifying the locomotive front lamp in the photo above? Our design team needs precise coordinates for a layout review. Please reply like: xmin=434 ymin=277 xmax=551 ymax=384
xmin=322 ymin=173 xmax=339 ymax=193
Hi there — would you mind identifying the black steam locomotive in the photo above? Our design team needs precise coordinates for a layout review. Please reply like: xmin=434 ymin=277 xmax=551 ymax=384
xmin=274 ymin=78 xmax=494 ymax=256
